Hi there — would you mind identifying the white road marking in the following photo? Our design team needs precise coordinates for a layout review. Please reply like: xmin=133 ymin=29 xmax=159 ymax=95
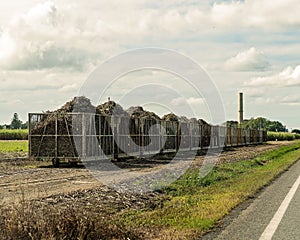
xmin=259 ymin=175 xmax=300 ymax=240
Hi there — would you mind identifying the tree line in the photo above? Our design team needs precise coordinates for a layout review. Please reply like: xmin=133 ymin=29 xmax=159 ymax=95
xmin=0 ymin=113 xmax=28 ymax=130
xmin=227 ymin=117 xmax=299 ymax=133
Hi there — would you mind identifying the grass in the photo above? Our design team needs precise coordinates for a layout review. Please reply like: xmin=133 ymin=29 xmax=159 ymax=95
xmin=0 ymin=140 xmax=28 ymax=152
xmin=0 ymin=129 xmax=28 ymax=140
xmin=119 ymin=141 xmax=300 ymax=238
xmin=267 ymin=131 xmax=300 ymax=141
xmin=0 ymin=202 xmax=144 ymax=240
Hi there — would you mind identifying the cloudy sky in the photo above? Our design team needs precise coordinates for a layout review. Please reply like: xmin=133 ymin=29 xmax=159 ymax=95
xmin=0 ymin=0 xmax=299 ymax=129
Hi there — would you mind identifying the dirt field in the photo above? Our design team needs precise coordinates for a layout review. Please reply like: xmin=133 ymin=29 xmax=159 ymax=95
xmin=0 ymin=141 xmax=292 ymax=205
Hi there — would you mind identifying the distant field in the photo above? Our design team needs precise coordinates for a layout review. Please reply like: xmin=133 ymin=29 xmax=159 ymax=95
xmin=0 ymin=129 xmax=28 ymax=140
xmin=267 ymin=131 xmax=300 ymax=141
xmin=0 ymin=140 xmax=28 ymax=152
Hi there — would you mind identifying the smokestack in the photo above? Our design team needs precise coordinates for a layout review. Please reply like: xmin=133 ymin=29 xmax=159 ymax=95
xmin=238 ymin=92 xmax=243 ymax=124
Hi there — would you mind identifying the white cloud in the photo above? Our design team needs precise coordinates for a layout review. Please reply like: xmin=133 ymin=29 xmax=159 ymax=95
xmin=58 ymin=83 xmax=78 ymax=93
xmin=0 ymin=68 xmax=86 ymax=123
xmin=11 ymin=1 xmax=57 ymax=27
xmin=0 ymin=31 xmax=17 ymax=62
xmin=171 ymin=97 xmax=186 ymax=106
xmin=224 ymin=47 xmax=269 ymax=72
xmin=247 ymin=65 xmax=300 ymax=87
xmin=171 ymin=97 xmax=205 ymax=106
xmin=211 ymin=0 xmax=300 ymax=29
xmin=280 ymin=96 xmax=300 ymax=106
xmin=252 ymin=95 xmax=300 ymax=107
xmin=186 ymin=97 xmax=205 ymax=105
xmin=241 ymin=88 xmax=265 ymax=98
xmin=0 ymin=0 xmax=299 ymax=128
xmin=211 ymin=1 xmax=242 ymax=25
xmin=0 ymin=0 xmax=298 ymax=72
xmin=0 ymin=1 xmax=101 ymax=71
xmin=0 ymin=69 xmax=84 ymax=92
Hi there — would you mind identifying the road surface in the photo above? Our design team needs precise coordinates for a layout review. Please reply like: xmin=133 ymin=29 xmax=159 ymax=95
xmin=202 ymin=158 xmax=300 ymax=240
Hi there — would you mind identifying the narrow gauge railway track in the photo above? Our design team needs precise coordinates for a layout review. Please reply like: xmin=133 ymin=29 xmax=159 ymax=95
xmin=0 ymin=167 xmax=99 ymax=204
xmin=0 ymin=173 xmax=91 ymax=188
xmin=0 ymin=142 xmax=292 ymax=204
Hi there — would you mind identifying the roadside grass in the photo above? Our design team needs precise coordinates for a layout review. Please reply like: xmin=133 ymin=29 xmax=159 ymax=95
xmin=0 ymin=140 xmax=28 ymax=152
xmin=0 ymin=129 xmax=28 ymax=140
xmin=119 ymin=141 xmax=300 ymax=238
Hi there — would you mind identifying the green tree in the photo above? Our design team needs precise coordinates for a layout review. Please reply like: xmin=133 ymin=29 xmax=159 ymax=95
xmin=292 ymin=129 xmax=300 ymax=134
xmin=241 ymin=117 xmax=287 ymax=132
xmin=241 ymin=117 xmax=269 ymax=130
xmin=21 ymin=121 xmax=28 ymax=129
xmin=266 ymin=121 xmax=286 ymax=132
xmin=10 ymin=113 xmax=22 ymax=129
xmin=226 ymin=120 xmax=238 ymax=128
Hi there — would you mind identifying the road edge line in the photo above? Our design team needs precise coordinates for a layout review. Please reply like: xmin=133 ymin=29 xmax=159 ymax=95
xmin=259 ymin=175 xmax=300 ymax=240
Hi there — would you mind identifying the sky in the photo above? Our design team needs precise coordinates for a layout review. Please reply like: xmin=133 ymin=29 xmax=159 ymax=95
xmin=0 ymin=0 xmax=299 ymax=130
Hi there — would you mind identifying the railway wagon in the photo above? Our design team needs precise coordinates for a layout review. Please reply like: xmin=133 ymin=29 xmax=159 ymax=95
xmin=28 ymin=113 xmax=267 ymax=166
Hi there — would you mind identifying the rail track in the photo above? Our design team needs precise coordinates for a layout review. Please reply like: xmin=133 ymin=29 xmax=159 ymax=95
xmin=0 ymin=142 xmax=289 ymax=204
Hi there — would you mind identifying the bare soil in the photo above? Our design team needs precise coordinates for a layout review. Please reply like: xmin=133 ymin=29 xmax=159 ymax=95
xmin=0 ymin=142 xmax=291 ymax=206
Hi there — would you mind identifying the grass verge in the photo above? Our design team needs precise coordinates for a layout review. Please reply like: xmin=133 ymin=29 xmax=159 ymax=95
xmin=119 ymin=141 xmax=300 ymax=239
xmin=0 ymin=140 xmax=28 ymax=152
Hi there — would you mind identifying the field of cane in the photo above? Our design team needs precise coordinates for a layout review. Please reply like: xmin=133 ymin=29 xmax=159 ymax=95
xmin=267 ymin=131 xmax=300 ymax=141
xmin=0 ymin=129 xmax=28 ymax=140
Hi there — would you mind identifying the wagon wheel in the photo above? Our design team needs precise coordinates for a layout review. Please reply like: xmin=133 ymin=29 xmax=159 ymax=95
xmin=52 ymin=158 xmax=60 ymax=167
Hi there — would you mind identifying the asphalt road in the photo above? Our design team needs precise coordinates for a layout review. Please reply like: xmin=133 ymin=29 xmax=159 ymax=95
xmin=271 ymin=174 xmax=300 ymax=240
xmin=201 ymin=159 xmax=300 ymax=240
